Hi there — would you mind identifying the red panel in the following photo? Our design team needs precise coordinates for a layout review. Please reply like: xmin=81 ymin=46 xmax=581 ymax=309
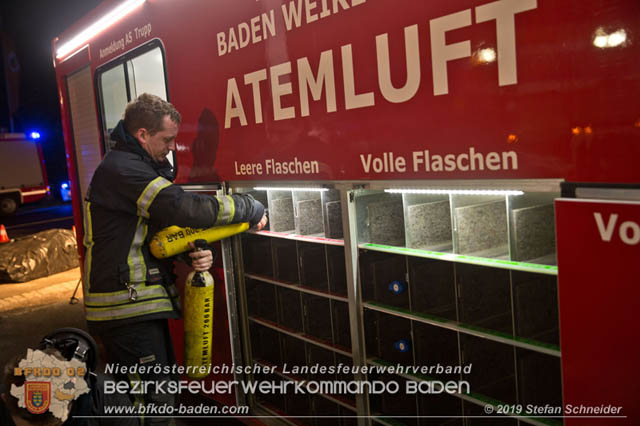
xmin=54 ymin=0 xmax=640 ymax=184
xmin=556 ymin=198 xmax=640 ymax=425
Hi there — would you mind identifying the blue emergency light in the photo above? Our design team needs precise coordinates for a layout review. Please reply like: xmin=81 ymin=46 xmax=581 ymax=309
xmin=30 ymin=131 xmax=41 ymax=139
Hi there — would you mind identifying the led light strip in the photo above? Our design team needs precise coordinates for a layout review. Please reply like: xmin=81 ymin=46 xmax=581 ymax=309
xmin=253 ymin=187 xmax=328 ymax=192
xmin=56 ymin=0 xmax=146 ymax=59
xmin=384 ymin=189 xmax=524 ymax=196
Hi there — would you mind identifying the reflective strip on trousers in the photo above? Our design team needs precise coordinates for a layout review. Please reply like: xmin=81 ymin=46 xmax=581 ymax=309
xmin=136 ymin=176 xmax=172 ymax=219
xmin=85 ymin=299 xmax=175 ymax=321
xmin=215 ymin=195 xmax=235 ymax=225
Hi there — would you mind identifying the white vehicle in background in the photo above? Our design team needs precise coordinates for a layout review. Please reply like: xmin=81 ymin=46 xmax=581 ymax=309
xmin=0 ymin=132 xmax=49 ymax=215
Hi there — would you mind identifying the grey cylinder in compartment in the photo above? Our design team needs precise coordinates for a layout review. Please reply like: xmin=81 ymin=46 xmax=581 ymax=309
xmin=295 ymin=198 xmax=324 ymax=235
xmin=455 ymin=199 xmax=507 ymax=255
xmin=269 ymin=197 xmax=294 ymax=232
xmin=368 ymin=199 xmax=405 ymax=246
xmin=511 ymin=203 xmax=556 ymax=261
xmin=325 ymin=200 xmax=344 ymax=238
xmin=406 ymin=200 xmax=452 ymax=249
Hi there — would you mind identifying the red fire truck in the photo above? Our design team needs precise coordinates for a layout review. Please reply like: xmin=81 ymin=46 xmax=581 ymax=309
xmin=53 ymin=0 xmax=639 ymax=424
xmin=0 ymin=132 xmax=49 ymax=215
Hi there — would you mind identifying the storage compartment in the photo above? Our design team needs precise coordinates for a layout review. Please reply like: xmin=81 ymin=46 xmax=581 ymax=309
xmin=408 ymin=257 xmax=456 ymax=321
xmin=508 ymin=192 xmax=558 ymax=265
xmin=273 ymin=238 xmax=299 ymax=283
xmin=285 ymin=392 xmax=312 ymax=423
xmin=327 ymin=245 xmax=348 ymax=296
xmin=334 ymin=353 xmax=356 ymax=405
xmin=356 ymin=192 xmax=405 ymax=246
xmin=302 ymin=293 xmax=333 ymax=343
xmin=419 ymin=392 xmax=463 ymax=426
xmin=452 ymin=195 xmax=508 ymax=258
xmin=250 ymin=323 xmax=281 ymax=365
xmin=331 ymin=300 xmax=352 ymax=349
xmin=369 ymin=374 xmax=418 ymax=426
xmin=516 ymin=349 xmax=563 ymax=409
xmin=305 ymin=343 xmax=336 ymax=382
xmin=512 ymin=271 xmax=560 ymax=346
xmin=237 ymin=185 xmax=563 ymax=423
xmin=364 ymin=310 xmax=413 ymax=365
xmin=413 ymin=322 xmax=459 ymax=381
xmin=403 ymin=193 xmax=452 ymax=251
xmin=360 ymin=251 xmax=409 ymax=310
xmin=461 ymin=335 xmax=516 ymax=404
xmin=311 ymin=396 xmax=341 ymax=426
xmin=253 ymin=372 xmax=285 ymax=413
xmin=511 ymin=204 xmax=556 ymax=262
xmin=277 ymin=287 xmax=303 ymax=332
xmin=245 ymin=278 xmax=278 ymax=323
xmin=242 ymin=234 xmax=273 ymax=277
xmin=340 ymin=406 xmax=358 ymax=426
xmin=281 ymin=333 xmax=308 ymax=378
xmin=268 ymin=190 xmax=295 ymax=232
xmin=456 ymin=264 xmax=512 ymax=335
xmin=299 ymin=242 xmax=329 ymax=291
xmin=294 ymin=191 xmax=324 ymax=235
xmin=334 ymin=353 xmax=355 ymax=380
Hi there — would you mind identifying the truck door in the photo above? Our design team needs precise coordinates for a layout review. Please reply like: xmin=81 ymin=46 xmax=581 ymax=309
xmin=66 ymin=66 xmax=102 ymax=202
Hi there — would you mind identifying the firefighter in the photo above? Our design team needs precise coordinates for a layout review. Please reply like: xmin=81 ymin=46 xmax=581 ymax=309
xmin=82 ymin=93 xmax=267 ymax=425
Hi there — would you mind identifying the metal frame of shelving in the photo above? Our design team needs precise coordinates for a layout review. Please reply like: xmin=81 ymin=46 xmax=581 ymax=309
xmin=226 ymin=180 xmax=563 ymax=426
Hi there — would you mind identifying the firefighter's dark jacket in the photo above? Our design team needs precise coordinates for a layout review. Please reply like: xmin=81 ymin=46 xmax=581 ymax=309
xmin=83 ymin=120 xmax=264 ymax=333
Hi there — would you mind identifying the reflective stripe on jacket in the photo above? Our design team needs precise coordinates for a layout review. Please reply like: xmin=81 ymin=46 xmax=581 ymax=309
xmin=83 ymin=120 xmax=264 ymax=331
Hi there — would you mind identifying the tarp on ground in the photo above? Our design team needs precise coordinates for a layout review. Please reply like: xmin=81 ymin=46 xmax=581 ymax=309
xmin=0 ymin=229 xmax=79 ymax=283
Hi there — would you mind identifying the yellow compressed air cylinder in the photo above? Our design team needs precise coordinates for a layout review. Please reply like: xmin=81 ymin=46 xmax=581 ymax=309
xmin=184 ymin=268 xmax=215 ymax=379
xmin=150 ymin=222 xmax=249 ymax=259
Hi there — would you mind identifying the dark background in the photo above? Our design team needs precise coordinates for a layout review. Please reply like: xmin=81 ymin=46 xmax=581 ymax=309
xmin=0 ymin=0 xmax=102 ymax=199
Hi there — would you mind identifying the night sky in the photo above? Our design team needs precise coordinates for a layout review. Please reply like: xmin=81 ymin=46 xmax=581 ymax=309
xmin=0 ymin=0 xmax=102 ymax=199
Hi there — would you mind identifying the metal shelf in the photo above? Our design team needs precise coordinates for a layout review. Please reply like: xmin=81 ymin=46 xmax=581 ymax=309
xmin=364 ymin=302 xmax=561 ymax=358
xmin=360 ymin=243 xmax=557 ymax=276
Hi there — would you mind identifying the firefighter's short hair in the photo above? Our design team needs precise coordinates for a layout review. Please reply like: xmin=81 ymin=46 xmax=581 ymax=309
xmin=124 ymin=93 xmax=182 ymax=136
